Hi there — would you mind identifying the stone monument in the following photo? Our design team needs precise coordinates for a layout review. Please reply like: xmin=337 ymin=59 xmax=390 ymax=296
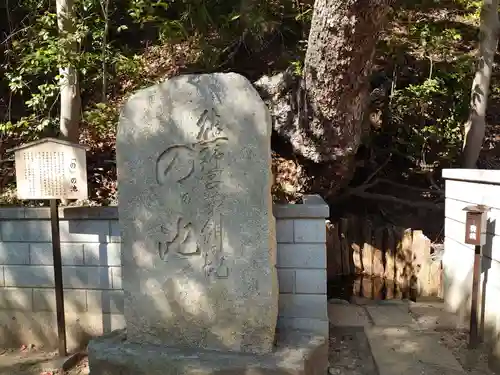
xmin=88 ymin=73 xmax=327 ymax=375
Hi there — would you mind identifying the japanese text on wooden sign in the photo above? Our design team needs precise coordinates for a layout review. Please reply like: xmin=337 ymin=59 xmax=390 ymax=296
xmin=13 ymin=142 xmax=88 ymax=200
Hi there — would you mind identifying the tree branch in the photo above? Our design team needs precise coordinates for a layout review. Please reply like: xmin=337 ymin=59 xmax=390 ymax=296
xmin=330 ymin=154 xmax=391 ymax=202
xmin=331 ymin=179 xmax=380 ymax=203
xmin=364 ymin=154 xmax=391 ymax=185
xmin=1 ymin=26 xmax=29 ymax=45
xmin=351 ymin=191 xmax=444 ymax=210
xmin=377 ymin=178 xmax=445 ymax=195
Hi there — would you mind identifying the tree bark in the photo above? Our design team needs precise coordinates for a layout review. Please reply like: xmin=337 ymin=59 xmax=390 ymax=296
xmin=267 ymin=0 xmax=394 ymax=195
xmin=56 ymin=0 xmax=81 ymax=143
xmin=100 ymin=0 xmax=110 ymax=103
xmin=256 ymin=0 xmax=394 ymax=196
xmin=302 ymin=0 xmax=393 ymax=162
xmin=462 ymin=0 xmax=499 ymax=169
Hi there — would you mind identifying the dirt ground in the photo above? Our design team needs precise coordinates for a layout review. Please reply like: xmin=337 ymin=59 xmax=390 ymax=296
xmin=0 ymin=348 xmax=88 ymax=375
xmin=328 ymin=326 xmax=377 ymax=375
xmin=327 ymin=322 xmax=499 ymax=375
xmin=0 ymin=328 xmax=497 ymax=375
xmin=439 ymin=330 xmax=498 ymax=375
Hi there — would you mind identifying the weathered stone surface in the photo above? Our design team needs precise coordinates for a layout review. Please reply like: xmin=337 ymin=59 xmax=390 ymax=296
xmin=88 ymin=329 xmax=328 ymax=375
xmin=116 ymin=73 xmax=278 ymax=354
xmin=365 ymin=305 xmax=414 ymax=327
xmin=409 ymin=302 xmax=468 ymax=331
xmin=366 ymin=326 xmax=465 ymax=374
xmin=327 ymin=304 xmax=371 ymax=327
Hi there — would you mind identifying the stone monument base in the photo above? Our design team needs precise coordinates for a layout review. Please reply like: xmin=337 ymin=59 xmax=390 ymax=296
xmin=88 ymin=329 xmax=328 ymax=375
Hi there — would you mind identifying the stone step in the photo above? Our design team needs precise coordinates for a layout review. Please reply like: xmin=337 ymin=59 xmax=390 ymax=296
xmin=409 ymin=301 xmax=469 ymax=331
xmin=328 ymin=301 xmax=468 ymax=375
xmin=328 ymin=304 xmax=371 ymax=327
xmin=365 ymin=326 xmax=466 ymax=375
xmin=328 ymin=301 xmax=417 ymax=328
xmin=364 ymin=304 xmax=415 ymax=327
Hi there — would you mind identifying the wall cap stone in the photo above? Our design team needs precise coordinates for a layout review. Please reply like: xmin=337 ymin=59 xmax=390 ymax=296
xmin=443 ymin=168 xmax=500 ymax=185
xmin=273 ymin=195 xmax=329 ymax=219
xmin=0 ymin=206 xmax=119 ymax=220
xmin=0 ymin=194 xmax=330 ymax=220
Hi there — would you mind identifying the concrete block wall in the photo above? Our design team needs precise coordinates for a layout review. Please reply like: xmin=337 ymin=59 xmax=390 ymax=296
xmin=0 ymin=195 xmax=328 ymax=350
xmin=274 ymin=195 xmax=329 ymax=336
xmin=443 ymin=169 xmax=500 ymax=369
xmin=0 ymin=207 xmax=124 ymax=351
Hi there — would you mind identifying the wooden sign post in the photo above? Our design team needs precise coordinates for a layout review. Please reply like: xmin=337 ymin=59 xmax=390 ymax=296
xmin=8 ymin=138 xmax=88 ymax=357
xmin=463 ymin=204 xmax=490 ymax=349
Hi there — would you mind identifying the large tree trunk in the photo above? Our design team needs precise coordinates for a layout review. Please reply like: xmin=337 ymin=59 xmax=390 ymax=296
xmin=302 ymin=0 xmax=393 ymax=180
xmin=261 ymin=0 xmax=394 ymax=196
xmin=56 ymin=0 xmax=81 ymax=143
xmin=462 ymin=0 xmax=499 ymax=169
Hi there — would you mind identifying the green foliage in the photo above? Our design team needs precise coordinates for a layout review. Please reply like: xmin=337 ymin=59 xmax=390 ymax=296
xmin=83 ymin=102 xmax=119 ymax=137
xmin=1 ymin=0 xmax=104 ymax=135
xmin=1 ymin=0 xmax=312 ymax=139
xmin=409 ymin=22 xmax=463 ymax=62
xmin=455 ymin=0 xmax=482 ymax=22
xmin=369 ymin=0 xmax=483 ymax=171
xmin=289 ymin=60 xmax=304 ymax=76
xmin=390 ymin=75 xmax=467 ymax=167
xmin=0 ymin=0 xmax=492 ymax=184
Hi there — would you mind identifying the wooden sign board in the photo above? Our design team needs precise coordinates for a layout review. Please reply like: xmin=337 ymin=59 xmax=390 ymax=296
xmin=463 ymin=205 xmax=489 ymax=246
xmin=9 ymin=138 xmax=89 ymax=200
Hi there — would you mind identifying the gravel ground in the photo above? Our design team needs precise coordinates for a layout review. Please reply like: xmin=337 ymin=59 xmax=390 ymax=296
xmin=4 ymin=329 xmax=379 ymax=375
xmin=0 ymin=348 xmax=89 ymax=375
xmin=328 ymin=326 xmax=377 ymax=375
xmin=327 ymin=324 xmax=500 ymax=375
xmin=0 ymin=348 xmax=58 ymax=375
xmin=2 ymin=328 xmax=497 ymax=375
xmin=438 ymin=330 xmax=498 ymax=375
xmin=66 ymin=356 xmax=89 ymax=375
